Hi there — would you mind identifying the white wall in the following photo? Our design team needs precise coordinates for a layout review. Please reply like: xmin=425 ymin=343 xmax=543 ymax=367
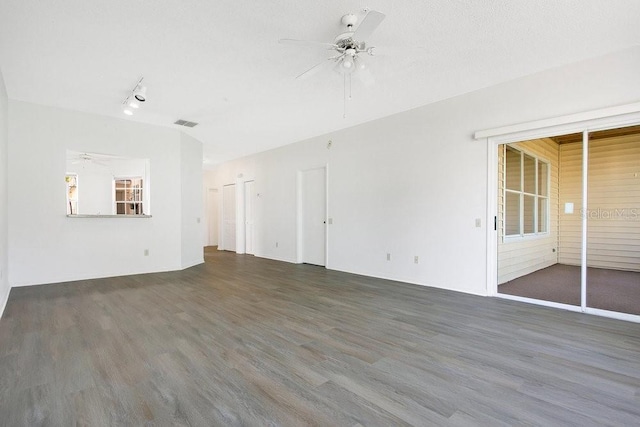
xmin=0 ymin=68 xmax=9 ymax=316
xmin=8 ymin=101 xmax=203 ymax=286
xmin=180 ymin=132 xmax=204 ymax=268
xmin=205 ymin=46 xmax=640 ymax=296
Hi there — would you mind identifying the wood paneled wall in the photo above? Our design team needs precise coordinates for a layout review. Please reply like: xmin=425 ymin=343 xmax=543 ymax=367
xmin=559 ymin=134 xmax=640 ymax=271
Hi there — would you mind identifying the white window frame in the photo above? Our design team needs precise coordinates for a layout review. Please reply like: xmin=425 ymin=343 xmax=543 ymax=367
xmin=113 ymin=176 xmax=145 ymax=215
xmin=503 ymin=145 xmax=550 ymax=241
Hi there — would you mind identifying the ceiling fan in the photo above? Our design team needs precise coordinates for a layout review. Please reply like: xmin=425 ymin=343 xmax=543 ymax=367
xmin=68 ymin=152 xmax=112 ymax=167
xmin=279 ymin=8 xmax=386 ymax=116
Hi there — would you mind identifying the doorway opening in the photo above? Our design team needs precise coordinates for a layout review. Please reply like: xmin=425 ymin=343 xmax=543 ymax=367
xmin=496 ymin=125 xmax=640 ymax=319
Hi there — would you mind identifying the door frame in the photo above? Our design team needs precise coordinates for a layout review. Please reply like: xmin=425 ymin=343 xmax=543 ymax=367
xmin=206 ymin=187 xmax=220 ymax=247
xmin=296 ymin=165 xmax=329 ymax=266
xmin=221 ymin=183 xmax=237 ymax=252
xmin=479 ymin=102 xmax=640 ymax=323
xmin=244 ymin=180 xmax=255 ymax=255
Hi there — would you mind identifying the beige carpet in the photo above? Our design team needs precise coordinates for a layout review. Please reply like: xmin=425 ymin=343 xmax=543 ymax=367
xmin=499 ymin=264 xmax=640 ymax=316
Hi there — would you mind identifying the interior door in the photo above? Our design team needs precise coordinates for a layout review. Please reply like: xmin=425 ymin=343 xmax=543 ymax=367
xmin=207 ymin=188 xmax=219 ymax=247
xmin=301 ymin=167 xmax=326 ymax=266
xmin=245 ymin=180 xmax=255 ymax=255
xmin=222 ymin=184 xmax=236 ymax=252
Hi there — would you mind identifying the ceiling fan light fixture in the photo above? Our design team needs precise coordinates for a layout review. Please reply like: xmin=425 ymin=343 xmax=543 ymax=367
xmin=123 ymin=107 xmax=133 ymax=116
xmin=128 ymin=98 xmax=140 ymax=109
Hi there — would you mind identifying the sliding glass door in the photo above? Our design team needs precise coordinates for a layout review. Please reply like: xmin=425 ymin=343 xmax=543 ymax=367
xmin=497 ymin=125 xmax=640 ymax=320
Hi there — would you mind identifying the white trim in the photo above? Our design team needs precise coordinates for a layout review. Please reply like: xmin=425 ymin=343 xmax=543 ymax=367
xmin=584 ymin=307 xmax=640 ymax=324
xmin=580 ymin=131 xmax=588 ymax=312
xmin=296 ymin=170 xmax=303 ymax=264
xmin=475 ymin=102 xmax=640 ymax=139
xmin=235 ymin=178 xmax=245 ymax=254
xmin=497 ymin=295 xmax=640 ymax=323
xmin=325 ymin=163 xmax=330 ymax=269
xmin=495 ymin=293 xmax=582 ymax=313
xmin=0 ymin=288 xmax=9 ymax=319
xmin=486 ymin=142 xmax=498 ymax=296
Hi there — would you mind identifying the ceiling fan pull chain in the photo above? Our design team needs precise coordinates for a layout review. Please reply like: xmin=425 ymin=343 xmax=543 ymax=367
xmin=349 ymin=73 xmax=352 ymax=100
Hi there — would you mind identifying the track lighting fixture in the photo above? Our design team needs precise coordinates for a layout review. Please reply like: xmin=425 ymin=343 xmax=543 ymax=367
xmin=122 ymin=77 xmax=146 ymax=116
xmin=133 ymin=85 xmax=146 ymax=102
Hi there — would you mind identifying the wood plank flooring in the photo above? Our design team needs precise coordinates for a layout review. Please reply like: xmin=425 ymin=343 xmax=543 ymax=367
xmin=1 ymin=248 xmax=640 ymax=426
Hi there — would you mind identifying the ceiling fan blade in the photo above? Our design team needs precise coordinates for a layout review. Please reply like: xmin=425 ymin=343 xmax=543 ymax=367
xmin=279 ymin=38 xmax=338 ymax=49
xmin=352 ymin=10 xmax=386 ymax=41
xmin=297 ymin=56 xmax=340 ymax=80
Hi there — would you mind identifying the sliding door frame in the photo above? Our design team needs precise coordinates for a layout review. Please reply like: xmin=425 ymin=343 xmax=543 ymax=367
xmin=479 ymin=102 xmax=640 ymax=323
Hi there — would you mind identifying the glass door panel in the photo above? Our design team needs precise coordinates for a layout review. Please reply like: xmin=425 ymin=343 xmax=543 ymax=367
xmin=497 ymin=137 xmax=580 ymax=305
xmin=586 ymin=125 xmax=640 ymax=316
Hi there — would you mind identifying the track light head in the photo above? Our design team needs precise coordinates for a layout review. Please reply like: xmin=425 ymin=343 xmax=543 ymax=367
xmin=122 ymin=77 xmax=146 ymax=115
xmin=133 ymin=85 xmax=146 ymax=102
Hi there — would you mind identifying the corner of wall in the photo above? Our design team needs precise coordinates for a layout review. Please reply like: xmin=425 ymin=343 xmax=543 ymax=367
xmin=180 ymin=132 xmax=205 ymax=269
xmin=0 ymin=67 xmax=10 ymax=318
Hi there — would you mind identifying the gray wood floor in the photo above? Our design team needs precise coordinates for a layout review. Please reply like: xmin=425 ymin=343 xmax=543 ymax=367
xmin=1 ymin=249 xmax=640 ymax=426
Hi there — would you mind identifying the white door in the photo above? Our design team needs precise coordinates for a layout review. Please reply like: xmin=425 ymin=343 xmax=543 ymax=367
xmin=207 ymin=188 xmax=219 ymax=247
xmin=301 ymin=167 xmax=326 ymax=266
xmin=245 ymin=181 xmax=255 ymax=255
xmin=222 ymin=184 xmax=236 ymax=252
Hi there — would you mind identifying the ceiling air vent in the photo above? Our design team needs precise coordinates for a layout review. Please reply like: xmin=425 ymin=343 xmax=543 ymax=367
xmin=174 ymin=119 xmax=199 ymax=128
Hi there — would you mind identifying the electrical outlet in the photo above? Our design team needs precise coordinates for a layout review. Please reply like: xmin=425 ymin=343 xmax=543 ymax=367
xmin=276 ymin=242 xmax=279 ymax=248
xmin=386 ymin=253 xmax=391 ymax=261
xmin=144 ymin=249 xmax=149 ymax=256
xmin=414 ymin=256 xmax=419 ymax=264
xmin=197 ymin=217 xmax=201 ymax=223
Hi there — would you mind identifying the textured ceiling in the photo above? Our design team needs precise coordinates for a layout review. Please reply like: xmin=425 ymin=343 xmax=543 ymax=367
xmin=1 ymin=1 xmax=639 ymax=166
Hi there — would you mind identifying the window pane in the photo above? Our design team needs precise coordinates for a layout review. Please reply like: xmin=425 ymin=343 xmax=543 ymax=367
xmin=505 ymin=147 xmax=521 ymax=191
xmin=505 ymin=191 xmax=520 ymax=235
xmin=523 ymin=195 xmax=535 ymax=234
xmin=538 ymin=197 xmax=548 ymax=233
xmin=538 ymin=161 xmax=548 ymax=196
xmin=523 ymin=154 xmax=535 ymax=194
